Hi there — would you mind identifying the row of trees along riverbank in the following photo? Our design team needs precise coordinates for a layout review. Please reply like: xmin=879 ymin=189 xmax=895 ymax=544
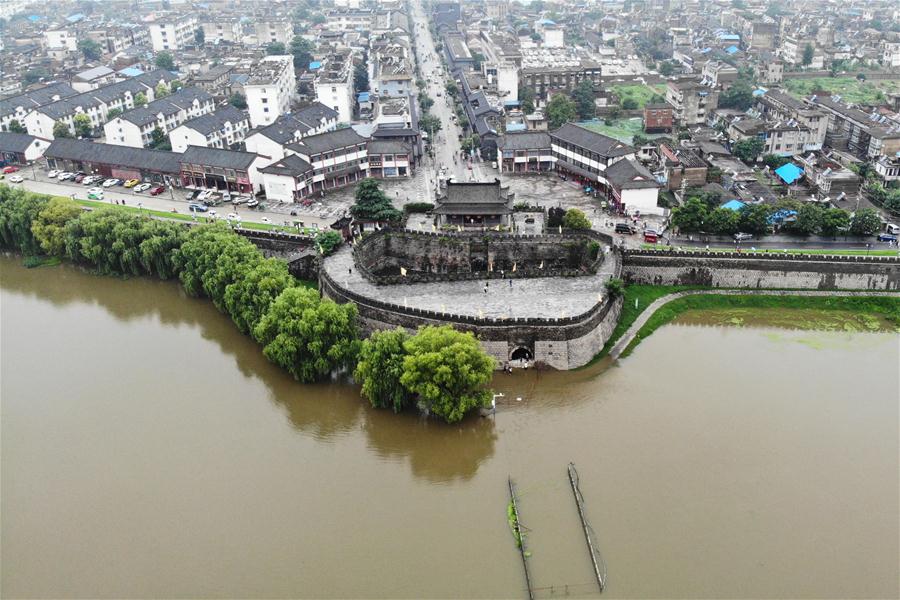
xmin=0 ymin=185 xmax=496 ymax=423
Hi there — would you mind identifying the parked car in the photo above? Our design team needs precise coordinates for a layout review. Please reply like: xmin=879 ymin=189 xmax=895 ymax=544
xmin=149 ymin=185 xmax=165 ymax=196
xmin=231 ymin=196 xmax=248 ymax=205
xmin=615 ymin=223 xmax=637 ymax=235
xmin=87 ymin=188 xmax=104 ymax=200
xmin=82 ymin=175 xmax=101 ymax=185
xmin=133 ymin=183 xmax=152 ymax=192
xmin=74 ymin=173 xmax=86 ymax=183
xmin=2 ymin=165 xmax=19 ymax=174
xmin=47 ymin=170 xmax=60 ymax=178
xmin=102 ymin=178 xmax=121 ymax=187
xmin=123 ymin=179 xmax=140 ymax=188
xmin=9 ymin=175 xmax=24 ymax=183
xmin=643 ymin=230 xmax=659 ymax=243
xmin=876 ymin=233 xmax=897 ymax=243
xmin=226 ymin=212 xmax=240 ymax=221
xmin=188 ymin=203 xmax=208 ymax=212
xmin=734 ymin=232 xmax=753 ymax=241
xmin=57 ymin=172 xmax=74 ymax=181
xmin=247 ymin=199 xmax=259 ymax=208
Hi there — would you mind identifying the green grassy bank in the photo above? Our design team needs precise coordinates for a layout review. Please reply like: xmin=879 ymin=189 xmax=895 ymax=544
xmin=621 ymin=294 xmax=900 ymax=357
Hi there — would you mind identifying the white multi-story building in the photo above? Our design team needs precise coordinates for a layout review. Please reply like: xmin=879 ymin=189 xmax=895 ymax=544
xmin=149 ymin=16 xmax=198 ymax=52
xmin=44 ymin=29 xmax=78 ymax=51
xmin=201 ymin=18 xmax=242 ymax=44
xmin=168 ymin=105 xmax=250 ymax=153
xmin=23 ymin=71 xmax=175 ymax=139
xmin=103 ymin=87 xmax=215 ymax=148
xmin=244 ymin=102 xmax=339 ymax=163
xmin=260 ymin=127 xmax=368 ymax=201
xmin=314 ymin=54 xmax=355 ymax=123
xmin=254 ymin=20 xmax=293 ymax=47
xmin=244 ymin=55 xmax=296 ymax=128
xmin=881 ymin=41 xmax=900 ymax=68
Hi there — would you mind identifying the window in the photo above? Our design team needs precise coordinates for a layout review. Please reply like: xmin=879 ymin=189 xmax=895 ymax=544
xmin=261 ymin=98 xmax=268 ymax=104
xmin=263 ymin=107 xmax=269 ymax=113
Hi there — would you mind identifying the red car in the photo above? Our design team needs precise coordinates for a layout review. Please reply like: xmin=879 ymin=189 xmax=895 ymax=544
xmin=74 ymin=173 xmax=85 ymax=183
xmin=149 ymin=185 xmax=165 ymax=196
xmin=2 ymin=166 xmax=19 ymax=174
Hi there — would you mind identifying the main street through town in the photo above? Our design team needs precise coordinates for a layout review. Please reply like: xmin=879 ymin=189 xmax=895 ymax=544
xmin=409 ymin=0 xmax=492 ymax=199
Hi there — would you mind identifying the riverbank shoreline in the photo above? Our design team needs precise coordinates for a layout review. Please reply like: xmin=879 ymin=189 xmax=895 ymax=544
xmin=611 ymin=290 xmax=900 ymax=359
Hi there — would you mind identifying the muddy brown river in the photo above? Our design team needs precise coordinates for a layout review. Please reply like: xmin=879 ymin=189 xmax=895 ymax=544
xmin=2 ymin=256 xmax=898 ymax=599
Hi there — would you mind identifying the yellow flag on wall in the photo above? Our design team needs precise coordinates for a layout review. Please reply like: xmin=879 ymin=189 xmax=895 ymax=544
xmin=400 ymin=266 xmax=407 ymax=276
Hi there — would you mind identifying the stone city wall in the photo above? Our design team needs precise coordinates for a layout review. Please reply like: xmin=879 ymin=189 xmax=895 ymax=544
xmin=352 ymin=229 xmax=612 ymax=285
xmin=621 ymin=250 xmax=900 ymax=290
xmin=320 ymin=266 xmax=623 ymax=370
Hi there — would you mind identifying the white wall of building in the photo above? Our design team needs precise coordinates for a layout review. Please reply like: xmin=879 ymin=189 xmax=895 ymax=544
xmin=244 ymin=56 xmax=296 ymax=127
xmin=315 ymin=81 xmax=353 ymax=124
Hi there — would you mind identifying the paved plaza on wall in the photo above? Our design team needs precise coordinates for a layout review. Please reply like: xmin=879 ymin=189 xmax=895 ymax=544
xmin=324 ymin=244 xmax=619 ymax=319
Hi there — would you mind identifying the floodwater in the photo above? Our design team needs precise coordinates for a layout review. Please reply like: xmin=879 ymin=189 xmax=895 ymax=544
xmin=2 ymin=255 xmax=898 ymax=599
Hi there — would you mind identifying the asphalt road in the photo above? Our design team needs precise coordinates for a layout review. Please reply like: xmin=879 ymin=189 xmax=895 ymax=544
xmin=11 ymin=171 xmax=337 ymax=230
xmin=409 ymin=0 xmax=492 ymax=187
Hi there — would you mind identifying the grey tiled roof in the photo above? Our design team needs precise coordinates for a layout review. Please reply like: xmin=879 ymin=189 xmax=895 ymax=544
xmin=177 ymin=105 xmax=247 ymax=135
xmin=0 ymin=82 xmax=78 ymax=118
xmin=499 ymin=131 xmax=552 ymax=151
xmin=605 ymin=158 xmax=659 ymax=190
xmin=550 ymin=123 xmax=634 ymax=158
xmin=0 ymin=132 xmax=39 ymax=153
xmin=119 ymin=87 xmax=214 ymax=127
xmin=180 ymin=145 xmax=258 ymax=169
xmin=44 ymin=138 xmax=181 ymax=173
xmin=259 ymin=154 xmax=313 ymax=177
xmin=33 ymin=70 xmax=177 ymax=120
xmin=288 ymin=127 xmax=368 ymax=155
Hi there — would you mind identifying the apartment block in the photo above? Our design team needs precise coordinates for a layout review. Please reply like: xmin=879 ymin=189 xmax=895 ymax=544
xmin=149 ymin=16 xmax=198 ymax=52
xmin=244 ymin=55 xmax=297 ymax=128
xmin=103 ymin=87 xmax=215 ymax=148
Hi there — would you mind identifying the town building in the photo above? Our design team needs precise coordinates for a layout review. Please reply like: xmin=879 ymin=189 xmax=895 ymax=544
xmin=168 ymin=105 xmax=250 ymax=153
xmin=254 ymin=20 xmax=294 ymax=47
xmin=244 ymin=55 xmax=297 ymax=128
xmin=0 ymin=82 xmax=78 ymax=133
xmin=282 ymin=127 xmax=369 ymax=195
xmin=179 ymin=145 xmax=268 ymax=194
xmin=149 ymin=16 xmax=198 ymax=52
xmin=103 ymin=87 xmax=216 ymax=148
xmin=810 ymin=95 xmax=900 ymax=159
xmin=71 ymin=66 xmax=118 ymax=93
xmin=666 ymin=77 xmax=719 ymax=126
xmin=244 ymin=103 xmax=339 ymax=163
xmin=550 ymin=123 xmax=660 ymax=214
xmin=366 ymin=139 xmax=412 ymax=178
xmin=44 ymin=138 xmax=182 ymax=185
xmin=23 ymin=70 xmax=176 ymax=139
xmin=314 ymin=52 xmax=355 ymax=123
xmin=755 ymin=89 xmax=828 ymax=151
xmin=497 ymin=131 xmax=553 ymax=174
xmin=0 ymin=132 xmax=49 ymax=165
xmin=658 ymin=143 xmax=707 ymax=191
xmin=434 ymin=180 xmax=514 ymax=229
xmin=200 ymin=18 xmax=242 ymax=44
xmin=644 ymin=103 xmax=674 ymax=133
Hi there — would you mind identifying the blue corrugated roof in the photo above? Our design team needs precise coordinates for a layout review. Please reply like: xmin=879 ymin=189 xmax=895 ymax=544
xmin=725 ymin=45 xmax=740 ymax=54
xmin=775 ymin=163 xmax=803 ymax=184
xmin=721 ymin=199 xmax=746 ymax=211
xmin=506 ymin=123 xmax=527 ymax=132
xmin=309 ymin=61 xmax=322 ymax=70
xmin=357 ymin=92 xmax=370 ymax=102
xmin=118 ymin=67 xmax=144 ymax=77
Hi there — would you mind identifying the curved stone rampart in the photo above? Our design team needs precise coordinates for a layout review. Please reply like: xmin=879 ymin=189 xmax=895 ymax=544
xmin=320 ymin=246 xmax=623 ymax=370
